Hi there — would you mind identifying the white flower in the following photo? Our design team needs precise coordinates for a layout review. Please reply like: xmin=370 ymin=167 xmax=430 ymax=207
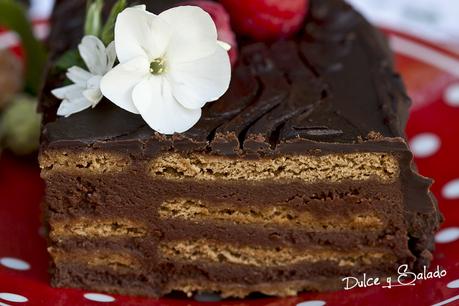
xmin=100 ymin=5 xmax=231 ymax=134
xmin=52 ymin=35 xmax=116 ymax=117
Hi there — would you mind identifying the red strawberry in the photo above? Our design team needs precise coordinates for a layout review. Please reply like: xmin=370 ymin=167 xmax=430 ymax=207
xmin=220 ymin=0 xmax=309 ymax=41
xmin=183 ymin=0 xmax=238 ymax=65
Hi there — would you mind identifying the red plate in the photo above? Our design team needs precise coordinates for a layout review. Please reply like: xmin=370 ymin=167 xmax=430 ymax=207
xmin=1 ymin=26 xmax=459 ymax=306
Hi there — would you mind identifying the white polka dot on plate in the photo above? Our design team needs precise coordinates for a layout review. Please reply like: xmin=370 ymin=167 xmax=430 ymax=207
xmin=442 ymin=179 xmax=459 ymax=199
xmin=0 ymin=292 xmax=28 ymax=302
xmin=194 ymin=292 xmax=222 ymax=302
xmin=444 ymin=83 xmax=459 ymax=107
xmin=447 ymin=279 xmax=459 ymax=289
xmin=435 ymin=227 xmax=459 ymax=243
xmin=83 ymin=293 xmax=115 ymax=302
xmin=296 ymin=300 xmax=326 ymax=306
xmin=0 ymin=257 xmax=30 ymax=271
xmin=409 ymin=133 xmax=441 ymax=158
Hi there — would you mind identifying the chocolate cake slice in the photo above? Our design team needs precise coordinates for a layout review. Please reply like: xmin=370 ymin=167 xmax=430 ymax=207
xmin=39 ymin=0 xmax=441 ymax=298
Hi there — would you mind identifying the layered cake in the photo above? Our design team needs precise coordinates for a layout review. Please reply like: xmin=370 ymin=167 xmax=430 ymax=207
xmin=39 ymin=0 xmax=442 ymax=298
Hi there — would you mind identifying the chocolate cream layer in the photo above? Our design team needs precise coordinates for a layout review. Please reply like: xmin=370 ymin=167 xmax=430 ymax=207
xmin=39 ymin=0 xmax=440 ymax=271
xmin=44 ymin=161 xmax=413 ymax=294
xmin=50 ymin=260 xmax=397 ymax=297
xmin=42 ymin=156 xmax=406 ymax=230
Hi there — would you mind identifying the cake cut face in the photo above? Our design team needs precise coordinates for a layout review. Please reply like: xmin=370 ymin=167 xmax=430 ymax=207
xmin=39 ymin=0 xmax=441 ymax=298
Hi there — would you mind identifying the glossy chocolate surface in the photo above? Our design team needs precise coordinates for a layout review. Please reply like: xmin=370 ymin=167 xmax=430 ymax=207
xmin=41 ymin=0 xmax=410 ymax=156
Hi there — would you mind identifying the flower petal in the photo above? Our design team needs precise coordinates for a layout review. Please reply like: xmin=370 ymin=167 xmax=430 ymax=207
xmin=160 ymin=6 xmax=218 ymax=63
xmin=217 ymin=40 xmax=231 ymax=51
xmin=168 ymin=46 xmax=231 ymax=109
xmin=78 ymin=35 xmax=107 ymax=75
xmin=52 ymin=84 xmax=85 ymax=100
xmin=105 ymin=41 xmax=117 ymax=72
xmin=132 ymin=77 xmax=201 ymax=134
xmin=83 ymin=75 xmax=103 ymax=105
xmin=57 ymin=97 xmax=93 ymax=117
xmin=115 ymin=6 xmax=171 ymax=63
xmin=87 ymin=75 xmax=102 ymax=90
xmin=132 ymin=5 xmax=146 ymax=10
xmin=100 ymin=56 xmax=150 ymax=114
xmin=66 ymin=66 xmax=93 ymax=85
xmin=83 ymin=88 xmax=103 ymax=106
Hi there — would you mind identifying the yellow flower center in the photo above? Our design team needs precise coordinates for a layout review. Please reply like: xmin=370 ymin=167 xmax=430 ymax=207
xmin=150 ymin=58 xmax=166 ymax=75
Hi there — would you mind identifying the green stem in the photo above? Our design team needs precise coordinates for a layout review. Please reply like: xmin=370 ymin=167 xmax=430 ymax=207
xmin=85 ymin=0 xmax=104 ymax=36
xmin=101 ymin=0 xmax=127 ymax=45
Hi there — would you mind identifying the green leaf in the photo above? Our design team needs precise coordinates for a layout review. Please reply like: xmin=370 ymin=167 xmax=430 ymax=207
xmin=55 ymin=49 xmax=84 ymax=71
xmin=101 ymin=0 xmax=127 ymax=45
xmin=0 ymin=0 xmax=47 ymax=95
xmin=85 ymin=0 xmax=104 ymax=36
